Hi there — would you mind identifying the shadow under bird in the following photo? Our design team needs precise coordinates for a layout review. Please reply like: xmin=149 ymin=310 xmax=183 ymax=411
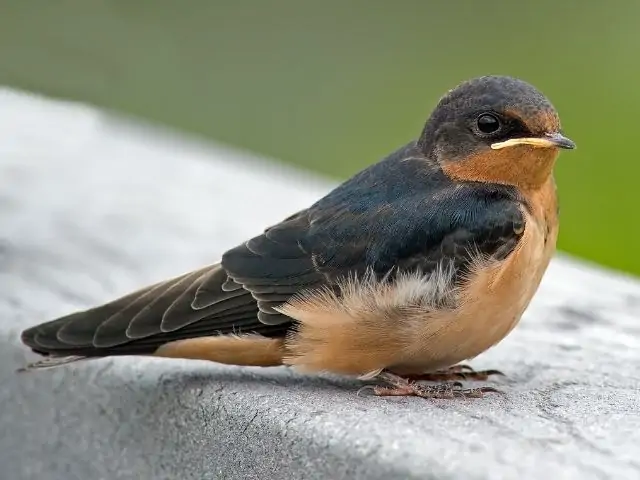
xmin=20 ymin=75 xmax=576 ymax=399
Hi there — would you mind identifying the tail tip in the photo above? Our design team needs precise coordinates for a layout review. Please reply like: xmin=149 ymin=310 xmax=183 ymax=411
xmin=15 ymin=355 xmax=88 ymax=374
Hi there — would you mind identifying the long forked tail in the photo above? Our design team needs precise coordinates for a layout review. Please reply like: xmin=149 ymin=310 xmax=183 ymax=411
xmin=19 ymin=263 xmax=291 ymax=372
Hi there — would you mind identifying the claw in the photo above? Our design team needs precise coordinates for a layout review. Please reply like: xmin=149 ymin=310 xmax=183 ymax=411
xmin=455 ymin=386 xmax=505 ymax=398
xmin=447 ymin=364 xmax=475 ymax=373
xmin=481 ymin=369 xmax=506 ymax=377
xmin=403 ymin=365 xmax=506 ymax=383
xmin=356 ymin=385 xmax=376 ymax=396
xmin=362 ymin=371 xmax=503 ymax=400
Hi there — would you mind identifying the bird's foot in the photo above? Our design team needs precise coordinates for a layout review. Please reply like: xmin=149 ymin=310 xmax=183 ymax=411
xmin=358 ymin=371 xmax=502 ymax=399
xmin=402 ymin=363 xmax=505 ymax=382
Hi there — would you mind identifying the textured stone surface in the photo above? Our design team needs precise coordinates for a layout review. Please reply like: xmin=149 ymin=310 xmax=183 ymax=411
xmin=2 ymin=88 xmax=640 ymax=480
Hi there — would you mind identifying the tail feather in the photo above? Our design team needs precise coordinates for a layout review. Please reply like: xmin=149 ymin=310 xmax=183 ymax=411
xmin=19 ymin=263 xmax=293 ymax=370
xmin=16 ymin=355 xmax=93 ymax=373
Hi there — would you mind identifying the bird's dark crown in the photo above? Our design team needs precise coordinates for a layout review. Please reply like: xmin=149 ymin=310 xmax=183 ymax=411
xmin=417 ymin=75 xmax=566 ymax=163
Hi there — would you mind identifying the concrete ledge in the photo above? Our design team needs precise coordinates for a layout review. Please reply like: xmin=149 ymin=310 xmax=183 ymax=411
xmin=2 ymin=88 xmax=640 ymax=480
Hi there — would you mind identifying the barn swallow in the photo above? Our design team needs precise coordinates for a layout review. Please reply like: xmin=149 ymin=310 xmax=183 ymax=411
xmin=20 ymin=75 xmax=575 ymax=399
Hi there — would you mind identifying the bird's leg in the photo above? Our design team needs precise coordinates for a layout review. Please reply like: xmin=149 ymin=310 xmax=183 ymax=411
xmin=358 ymin=371 xmax=502 ymax=399
xmin=402 ymin=364 xmax=505 ymax=382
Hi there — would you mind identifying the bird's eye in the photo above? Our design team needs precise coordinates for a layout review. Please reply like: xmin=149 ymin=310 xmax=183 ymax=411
xmin=475 ymin=113 xmax=502 ymax=135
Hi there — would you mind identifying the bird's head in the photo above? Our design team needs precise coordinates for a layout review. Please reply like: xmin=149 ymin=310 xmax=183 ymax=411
xmin=418 ymin=75 xmax=575 ymax=189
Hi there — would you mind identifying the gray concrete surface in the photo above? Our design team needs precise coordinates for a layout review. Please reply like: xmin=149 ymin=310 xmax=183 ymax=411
xmin=2 ymin=88 xmax=640 ymax=480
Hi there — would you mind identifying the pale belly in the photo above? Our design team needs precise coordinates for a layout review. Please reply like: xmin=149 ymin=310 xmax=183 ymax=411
xmin=390 ymin=212 xmax=557 ymax=374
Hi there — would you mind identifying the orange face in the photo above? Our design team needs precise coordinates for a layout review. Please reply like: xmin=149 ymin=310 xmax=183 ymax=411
xmin=418 ymin=76 xmax=575 ymax=189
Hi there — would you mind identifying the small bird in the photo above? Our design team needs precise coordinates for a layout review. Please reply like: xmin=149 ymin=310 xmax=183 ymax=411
xmin=20 ymin=75 xmax=575 ymax=399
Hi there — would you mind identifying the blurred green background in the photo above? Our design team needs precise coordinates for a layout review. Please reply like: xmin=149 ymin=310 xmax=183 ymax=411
xmin=0 ymin=1 xmax=638 ymax=276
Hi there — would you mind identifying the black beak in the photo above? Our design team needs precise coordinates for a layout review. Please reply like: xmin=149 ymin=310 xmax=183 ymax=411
xmin=545 ymin=132 xmax=576 ymax=150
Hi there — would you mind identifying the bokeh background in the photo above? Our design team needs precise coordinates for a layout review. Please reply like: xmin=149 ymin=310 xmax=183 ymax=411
xmin=1 ymin=1 xmax=638 ymax=276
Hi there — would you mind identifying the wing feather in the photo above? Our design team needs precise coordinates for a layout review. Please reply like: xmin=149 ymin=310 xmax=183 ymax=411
xmin=21 ymin=145 xmax=526 ymax=363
